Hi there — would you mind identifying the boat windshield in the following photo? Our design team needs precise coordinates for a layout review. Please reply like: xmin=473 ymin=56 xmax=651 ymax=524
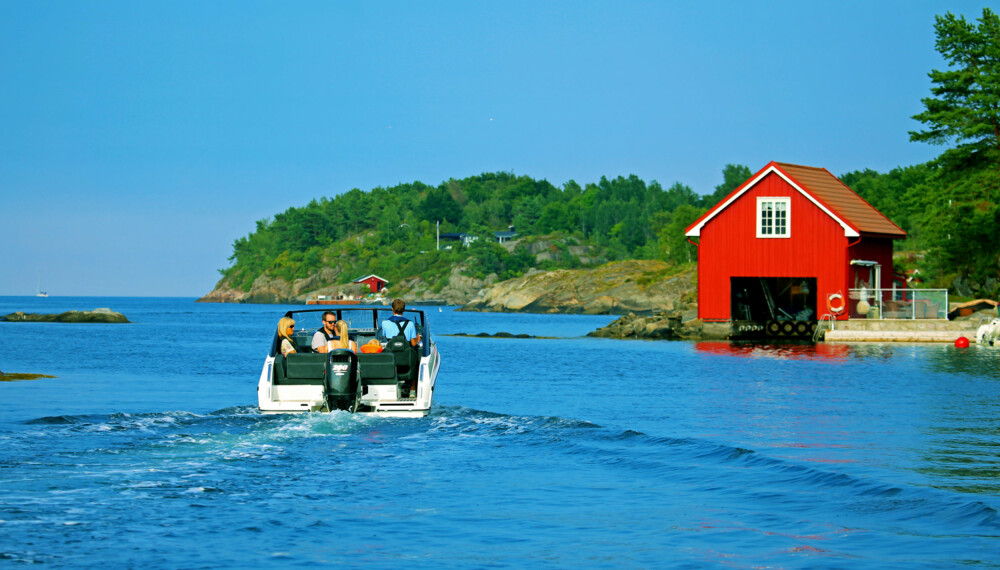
xmin=273 ymin=306 xmax=431 ymax=357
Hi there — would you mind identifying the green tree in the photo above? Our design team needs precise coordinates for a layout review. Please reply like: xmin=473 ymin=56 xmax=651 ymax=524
xmin=659 ymin=204 xmax=704 ymax=265
xmin=910 ymin=8 xmax=1000 ymax=172
xmin=663 ymin=182 xmax=699 ymax=211
xmin=701 ymin=164 xmax=752 ymax=208
xmin=419 ymin=187 xmax=463 ymax=224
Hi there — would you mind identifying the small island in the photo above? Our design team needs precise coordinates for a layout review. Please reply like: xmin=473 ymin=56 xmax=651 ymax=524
xmin=0 ymin=372 xmax=56 ymax=381
xmin=2 ymin=308 xmax=129 ymax=323
xmin=446 ymin=332 xmax=549 ymax=339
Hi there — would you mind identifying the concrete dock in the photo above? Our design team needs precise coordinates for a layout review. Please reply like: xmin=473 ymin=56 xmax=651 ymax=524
xmin=823 ymin=318 xmax=981 ymax=343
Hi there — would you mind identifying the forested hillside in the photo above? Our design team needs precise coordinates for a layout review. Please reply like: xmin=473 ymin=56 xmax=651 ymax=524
xmin=217 ymin=169 xmax=743 ymax=295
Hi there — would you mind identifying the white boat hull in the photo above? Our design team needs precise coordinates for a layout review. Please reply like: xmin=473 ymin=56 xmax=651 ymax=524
xmin=257 ymin=343 xmax=440 ymax=417
xmin=257 ymin=306 xmax=441 ymax=417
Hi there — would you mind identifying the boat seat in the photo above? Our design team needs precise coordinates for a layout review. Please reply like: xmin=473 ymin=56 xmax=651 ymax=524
xmin=385 ymin=342 xmax=418 ymax=387
xmin=272 ymin=355 xmax=288 ymax=384
xmin=282 ymin=353 xmax=327 ymax=385
xmin=357 ymin=353 xmax=398 ymax=385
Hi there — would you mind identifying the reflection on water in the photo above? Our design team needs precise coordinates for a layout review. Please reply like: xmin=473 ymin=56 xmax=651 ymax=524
xmin=924 ymin=343 xmax=1000 ymax=377
xmin=919 ymin=423 xmax=1000 ymax=495
xmin=911 ymin=346 xmax=1000 ymax=494
xmin=694 ymin=340 xmax=851 ymax=361
xmin=692 ymin=339 xmax=1000 ymax=499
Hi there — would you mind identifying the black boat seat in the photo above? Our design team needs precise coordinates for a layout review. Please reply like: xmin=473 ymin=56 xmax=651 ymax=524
xmin=282 ymin=353 xmax=327 ymax=385
xmin=383 ymin=335 xmax=418 ymax=387
xmin=357 ymin=353 xmax=398 ymax=385
xmin=272 ymin=355 xmax=288 ymax=384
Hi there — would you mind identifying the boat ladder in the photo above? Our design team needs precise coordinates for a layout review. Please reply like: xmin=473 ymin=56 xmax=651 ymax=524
xmin=813 ymin=313 xmax=836 ymax=342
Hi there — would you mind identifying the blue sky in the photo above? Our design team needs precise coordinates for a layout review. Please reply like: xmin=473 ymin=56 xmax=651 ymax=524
xmin=0 ymin=1 xmax=989 ymax=297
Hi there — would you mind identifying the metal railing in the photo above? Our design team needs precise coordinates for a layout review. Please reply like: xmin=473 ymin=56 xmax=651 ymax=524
xmin=847 ymin=288 xmax=949 ymax=320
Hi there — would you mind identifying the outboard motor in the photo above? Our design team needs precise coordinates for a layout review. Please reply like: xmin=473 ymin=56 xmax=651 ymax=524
xmin=326 ymin=350 xmax=358 ymax=411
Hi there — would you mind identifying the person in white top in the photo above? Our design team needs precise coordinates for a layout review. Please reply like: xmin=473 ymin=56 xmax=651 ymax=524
xmin=333 ymin=320 xmax=358 ymax=353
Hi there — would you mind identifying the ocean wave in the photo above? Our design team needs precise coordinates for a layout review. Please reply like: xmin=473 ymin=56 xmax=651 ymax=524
xmin=416 ymin=406 xmax=1000 ymax=533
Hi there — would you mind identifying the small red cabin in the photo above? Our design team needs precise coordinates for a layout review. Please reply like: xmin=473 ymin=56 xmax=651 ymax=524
xmin=685 ymin=162 xmax=906 ymax=325
xmin=353 ymin=274 xmax=388 ymax=294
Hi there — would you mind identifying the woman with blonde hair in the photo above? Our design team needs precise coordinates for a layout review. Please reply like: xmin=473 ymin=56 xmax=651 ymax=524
xmin=334 ymin=320 xmax=358 ymax=353
xmin=277 ymin=317 xmax=298 ymax=356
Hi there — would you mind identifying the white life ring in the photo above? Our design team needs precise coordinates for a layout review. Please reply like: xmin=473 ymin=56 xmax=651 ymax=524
xmin=827 ymin=292 xmax=845 ymax=314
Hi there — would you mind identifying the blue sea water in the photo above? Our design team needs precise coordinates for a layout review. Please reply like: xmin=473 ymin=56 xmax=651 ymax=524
xmin=1 ymin=296 xmax=999 ymax=568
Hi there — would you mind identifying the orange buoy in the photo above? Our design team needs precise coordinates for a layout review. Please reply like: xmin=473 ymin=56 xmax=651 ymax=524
xmin=955 ymin=336 xmax=970 ymax=348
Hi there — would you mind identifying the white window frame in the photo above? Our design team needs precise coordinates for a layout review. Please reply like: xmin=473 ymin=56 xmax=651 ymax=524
xmin=756 ymin=197 xmax=790 ymax=238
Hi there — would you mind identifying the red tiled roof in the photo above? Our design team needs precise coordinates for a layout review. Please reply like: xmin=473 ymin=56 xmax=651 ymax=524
xmin=774 ymin=163 xmax=905 ymax=238
xmin=686 ymin=161 xmax=906 ymax=239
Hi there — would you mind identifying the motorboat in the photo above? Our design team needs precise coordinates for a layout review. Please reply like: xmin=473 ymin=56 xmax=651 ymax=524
xmin=257 ymin=306 xmax=440 ymax=417
xmin=976 ymin=318 xmax=1000 ymax=346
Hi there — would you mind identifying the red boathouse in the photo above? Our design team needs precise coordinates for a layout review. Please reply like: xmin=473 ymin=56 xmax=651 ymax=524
xmin=353 ymin=274 xmax=388 ymax=294
xmin=685 ymin=162 xmax=906 ymax=327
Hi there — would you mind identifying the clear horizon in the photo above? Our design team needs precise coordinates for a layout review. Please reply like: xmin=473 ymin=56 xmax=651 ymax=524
xmin=1 ymin=1 xmax=982 ymax=296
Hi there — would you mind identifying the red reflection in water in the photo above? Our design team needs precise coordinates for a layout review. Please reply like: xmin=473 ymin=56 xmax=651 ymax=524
xmin=694 ymin=341 xmax=850 ymax=361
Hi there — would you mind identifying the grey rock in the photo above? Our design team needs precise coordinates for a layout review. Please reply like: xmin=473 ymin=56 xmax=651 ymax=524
xmin=2 ymin=309 xmax=129 ymax=323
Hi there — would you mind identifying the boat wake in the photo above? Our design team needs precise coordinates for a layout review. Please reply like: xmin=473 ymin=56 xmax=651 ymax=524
xmin=6 ymin=404 xmax=999 ymax=541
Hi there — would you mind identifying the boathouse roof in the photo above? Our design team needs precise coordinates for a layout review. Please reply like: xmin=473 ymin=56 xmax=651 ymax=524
xmin=686 ymin=162 xmax=906 ymax=239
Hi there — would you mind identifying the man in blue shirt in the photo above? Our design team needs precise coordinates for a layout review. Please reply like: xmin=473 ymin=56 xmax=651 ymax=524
xmin=380 ymin=298 xmax=421 ymax=347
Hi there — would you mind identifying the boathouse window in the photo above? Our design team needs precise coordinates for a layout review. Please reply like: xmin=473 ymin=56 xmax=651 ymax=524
xmin=756 ymin=197 xmax=790 ymax=238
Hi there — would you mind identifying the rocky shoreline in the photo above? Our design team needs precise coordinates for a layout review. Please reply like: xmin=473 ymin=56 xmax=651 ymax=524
xmin=197 ymin=263 xmax=498 ymax=306
xmin=587 ymin=311 xmax=730 ymax=340
xmin=460 ymin=260 xmax=695 ymax=315
xmin=197 ymin=260 xmax=698 ymax=317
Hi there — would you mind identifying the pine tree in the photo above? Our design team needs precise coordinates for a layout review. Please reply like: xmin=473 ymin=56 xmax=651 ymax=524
xmin=910 ymin=8 xmax=1000 ymax=171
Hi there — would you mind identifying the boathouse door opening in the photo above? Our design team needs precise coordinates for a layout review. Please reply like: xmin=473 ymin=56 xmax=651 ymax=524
xmin=731 ymin=277 xmax=817 ymax=337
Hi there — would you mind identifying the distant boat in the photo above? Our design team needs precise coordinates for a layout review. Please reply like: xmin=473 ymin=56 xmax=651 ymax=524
xmin=306 ymin=295 xmax=361 ymax=305
xmin=36 ymin=278 xmax=48 ymax=298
